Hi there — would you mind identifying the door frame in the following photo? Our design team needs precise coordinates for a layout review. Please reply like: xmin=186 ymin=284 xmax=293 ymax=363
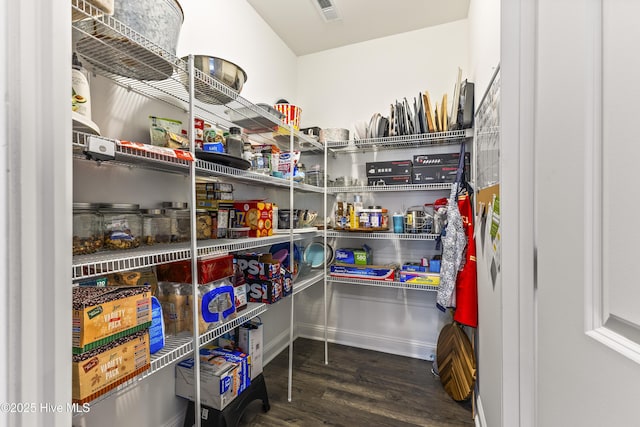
xmin=500 ymin=0 xmax=536 ymax=426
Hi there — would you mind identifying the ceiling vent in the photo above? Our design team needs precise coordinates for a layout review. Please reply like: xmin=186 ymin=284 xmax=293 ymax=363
xmin=313 ymin=0 xmax=341 ymax=22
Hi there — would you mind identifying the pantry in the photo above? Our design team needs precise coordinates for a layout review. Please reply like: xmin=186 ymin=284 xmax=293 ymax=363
xmin=3 ymin=0 xmax=506 ymax=426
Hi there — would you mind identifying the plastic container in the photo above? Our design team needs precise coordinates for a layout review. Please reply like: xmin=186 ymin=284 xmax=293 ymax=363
xmin=162 ymin=202 xmax=190 ymax=242
xmin=72 ymin=203 xmax=104 ymax=255
xmin=99 ymin=203 xmax=142 ymax=250
xmin=393 ymin=213 xmax=404 ymax=233
xmin=227 ymin=227 xmax=250 ymax=239
xmin=225 ymin=127 xmax=244 ymax=158
xmin=141 ymin=208 xmax=172 ymax=245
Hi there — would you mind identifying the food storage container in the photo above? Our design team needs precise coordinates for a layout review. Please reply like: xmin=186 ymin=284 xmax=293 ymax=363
xmin=227 ymin=227 xmax=250 ymax=239
xmin=162 ymin=202 xmax=190 ymax=242
xmin=141 ymin=208 xmax=171 ymax=245
xmin=99 ymin=203 xmax=142 ymax=250
xmin=196 ymin=209 xmax=213 ymax=240
xmin=73 ymin=203 xmax=104 ymax=255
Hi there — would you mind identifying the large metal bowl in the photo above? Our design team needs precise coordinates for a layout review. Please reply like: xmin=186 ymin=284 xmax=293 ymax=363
xmin=181 ymin=55 xmax=248 ymax=105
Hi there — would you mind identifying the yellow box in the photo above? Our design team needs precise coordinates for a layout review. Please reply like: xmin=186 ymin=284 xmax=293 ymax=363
xmin=73 ymin=286 xmax=152 ymax=354
xmin=72 ymin=330 xmax=150 ymax=404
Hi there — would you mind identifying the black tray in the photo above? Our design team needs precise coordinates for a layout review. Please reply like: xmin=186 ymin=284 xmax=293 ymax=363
xmin=195 ymin=150 xmax=251 ymax=170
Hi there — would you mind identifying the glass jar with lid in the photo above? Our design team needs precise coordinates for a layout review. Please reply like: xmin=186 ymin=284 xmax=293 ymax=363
xmin=162 ymin=202 xmax=190 ymax=243
xmin=99 ymin=203 xmax=142 ymax=250
xmin=196 ymin=209 xmax=213 ymax=240
xmin=72 ymin=202 xmax=104 ymax=255
xmin=141 ymin=208 xmax=172 ymax=245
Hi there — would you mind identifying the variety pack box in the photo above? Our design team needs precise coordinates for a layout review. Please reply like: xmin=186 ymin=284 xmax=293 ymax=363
xmin=72 ymin=286 xmax=152 ymax=354
xmin=329 ymin=263 xmax=397 ymax=281
xmin=234 ymin=201 xmax=273 ymax=237
xmin=73 ymin=330 xmax=150 ymax=404
xmin=156 ymin=254 xmax=234 ymax=284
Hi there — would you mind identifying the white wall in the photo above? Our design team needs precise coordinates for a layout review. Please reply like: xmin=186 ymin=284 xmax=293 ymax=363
xmin=293 ymin=20 xmax=471 ymax=360
xmin=296 ymin=20 xmax=470 ymax=134
xmin=468 ymin=0 xmax=501 ymax=426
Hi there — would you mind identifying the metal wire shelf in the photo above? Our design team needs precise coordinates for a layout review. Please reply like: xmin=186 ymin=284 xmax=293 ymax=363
xmin=293 ymin=270 xmax=325 ymax=295
xmin=72 ymin=232 xmax=322 ymax=281
xmin=325 ymin=230 xmax=440 ymax=241
xmin=327 ymin=183 xmax=452 ymax=193
xmin=71 ymin=0 xmax=320 ymax=151
xmin=327 ymin=276 xmax=438 ymax=292
xmin=72 ymin=132 xmax=325 ymax=192
xmin=195 ymin=160 xmax=325 ymax=193
xmin=322 ymin=129 xmax=472 ymax=154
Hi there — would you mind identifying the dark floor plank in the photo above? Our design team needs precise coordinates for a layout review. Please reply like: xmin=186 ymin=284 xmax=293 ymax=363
xmin=238 ymin=338 xmax=474 ymax=427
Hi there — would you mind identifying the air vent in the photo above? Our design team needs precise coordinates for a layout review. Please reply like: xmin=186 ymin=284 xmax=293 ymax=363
xmin=313 ymin=0 xmax=341 ymax=22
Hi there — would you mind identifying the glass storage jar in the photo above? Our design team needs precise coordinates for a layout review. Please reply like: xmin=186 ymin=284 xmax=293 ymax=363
xmin=162 ymin=202 xmax=190 ymax=243
xmin=196 ymin=209 xmax=213 ymax=240
xmin=141 ymin=208 xmax=172 ymax=245
xmin=99 ymin=203 xmax=142 ymax=250
xmin=72 ymin=202 xmax=104 ymax=255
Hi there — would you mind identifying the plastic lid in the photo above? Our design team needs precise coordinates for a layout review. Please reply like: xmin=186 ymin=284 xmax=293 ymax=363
xmin=229 ymin=127 xmax=241 ymax=134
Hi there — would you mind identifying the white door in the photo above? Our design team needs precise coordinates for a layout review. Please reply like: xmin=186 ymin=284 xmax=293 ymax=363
xmin=532 ymin=1 xmax=640 ymax=426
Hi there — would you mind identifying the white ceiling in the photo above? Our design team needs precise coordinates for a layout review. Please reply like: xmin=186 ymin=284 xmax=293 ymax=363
xmin=246 ymin=0 xmax=471 ymax=56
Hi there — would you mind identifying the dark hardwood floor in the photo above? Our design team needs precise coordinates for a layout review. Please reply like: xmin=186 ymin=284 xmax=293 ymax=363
xmin=238 ymin=338 xmax=474 ymax=427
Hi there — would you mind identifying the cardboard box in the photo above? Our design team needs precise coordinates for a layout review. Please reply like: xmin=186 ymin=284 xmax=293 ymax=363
xmin=196 ymin=182 xmax=233 ymax=192
xmin=72 ymin=286 xmax=152 ymax=354
xmin=412 ymin=153 xmax=470 ymax=183
xmin=413 ymin=152 xmax=470 ymax=167
xmin=200 ymin=347 xmax=250 ymax=394
xmin=175 ymin=356 xmax=240 ymax=410
xmin=238 ymin=321 xmax=263 ymax=380
xmin=72 ymin=330 xmax=150 ymax=404
xmin=367 ymin=175 xmax=412 ymax=186
xmin=329 ymin=263 xmax=397 ymax=281
xmin=235 ymin=253 xmax=281 ymax=282
xmin=365 ymin=160 xmax=412 ymax=177
xmin=412 ymin=165 xmax=465 ymax=183
xmin=196 ymin=191 xmax=234 ymax=201
xmin=399 ymin=271 xmax=440 ymax=285
xmin=234 ymin=201 xmax=273 ymax=237
xmin=105 ymin=267 xmax=158 ymax=296
xmin=335 ymin=246 xmax=372 ymax=265
xmin=156 ymin=254 xmax=234 ymax=285
xmin=401 ymin=264 xmax=429 ymax=273
xmin=246 ymin=279 xmax=282 ymax=304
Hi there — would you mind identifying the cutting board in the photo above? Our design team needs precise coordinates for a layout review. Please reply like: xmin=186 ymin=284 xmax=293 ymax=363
xmin=436 ymin=322 xmax=476 ymax=401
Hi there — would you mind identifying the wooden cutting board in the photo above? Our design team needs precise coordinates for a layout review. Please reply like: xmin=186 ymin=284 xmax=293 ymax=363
xmin=436 ymin=322 xmax=476 ymax=401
